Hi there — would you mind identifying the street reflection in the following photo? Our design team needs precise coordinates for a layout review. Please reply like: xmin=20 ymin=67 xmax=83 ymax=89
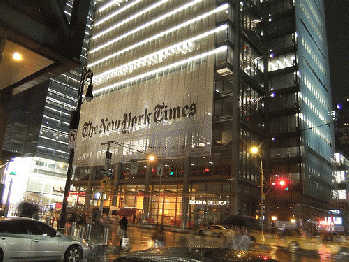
xmin=317 ymin=244 xmax=334 ymax=261
xmin=90 ymin=227 xmax=341 ymax=262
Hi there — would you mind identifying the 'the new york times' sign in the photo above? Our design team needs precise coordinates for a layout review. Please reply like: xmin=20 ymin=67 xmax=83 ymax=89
xmin=82 ymin=103 xmax=197 ymax=138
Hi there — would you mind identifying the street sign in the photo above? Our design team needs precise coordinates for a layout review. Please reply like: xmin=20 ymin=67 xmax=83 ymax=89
xmin=157 ymin=164 xmax=164 ymax=177
xmin=68 ymin=129 xmax=77 ymax=149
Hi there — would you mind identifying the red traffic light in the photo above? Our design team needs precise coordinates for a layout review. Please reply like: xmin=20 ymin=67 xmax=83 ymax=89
xmin=276 ymin=178 xmax=289 ymax=190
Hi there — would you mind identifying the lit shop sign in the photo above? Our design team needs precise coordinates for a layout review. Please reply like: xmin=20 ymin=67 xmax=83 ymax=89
xmin=189 ymin=200 xmax=227 ymax=206
xmin=82 ymin=103 xmax=197 ymax=138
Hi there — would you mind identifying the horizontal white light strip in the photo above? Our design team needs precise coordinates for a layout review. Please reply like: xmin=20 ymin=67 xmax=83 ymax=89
xmin=45 ymin=106 xmax=70 ymax=117
xmin=89 ymin=24 xmax=227 ymax=68
xmin=89 ymin=3 xmax=228 ymax=55
xmin=42 ymin=125 xmax=69 ymax=135
xmin=43 ymin=115 xmax=69 ymax=126
xmin=46 ymin=97 xmax=76 ymax=111
xmin=48 ymin=88 xmax=76 ymax=102
xmin=94 ymin=45 xmax=228 ymax=96
xmin=41 ymin=136 xmax=68 ymax=145
xmin=50 ymin=78 xmax=78 ymax=92
xmin=37 ymin=145 xmax=69 ymax=154
xmin=94 ymin=25 xmax=228 ymax=83
xmin=93 ymin=0 xmax=172 ymax=40
xmin=99 ymin=0 xmax=124 ymax=13
xmin=62 ymin=73 xmax=79 ymax=84
xmin=96 ymin=0 xmax=143 ymax=27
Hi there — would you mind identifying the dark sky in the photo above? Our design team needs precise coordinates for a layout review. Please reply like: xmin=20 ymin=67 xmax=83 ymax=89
xmin=324 ymin=0 xmax=349 ymax=106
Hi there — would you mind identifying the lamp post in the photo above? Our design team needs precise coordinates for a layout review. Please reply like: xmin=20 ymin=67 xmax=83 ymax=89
xmin=59 ymin=68 xmax=94 ymax=229
xmin=251 ymin=146 xmax=265 ymax=242
xmin=98 ymin=140 xmax=115 ymax=221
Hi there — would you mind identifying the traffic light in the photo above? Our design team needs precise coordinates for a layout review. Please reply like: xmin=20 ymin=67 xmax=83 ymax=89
xmin=276 ymin=178 xmax=289 ymax=190
xmin=106 ymin=151 xmax=112 ymax=159
xmin=170 ymin=166 xmax=174 ymax=176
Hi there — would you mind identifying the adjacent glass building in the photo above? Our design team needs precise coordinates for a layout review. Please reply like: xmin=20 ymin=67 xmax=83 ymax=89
xmin=266 ymin=0 xmax=334 ymax=227
xmin=74 ymin=0 xmax=334 ymax=230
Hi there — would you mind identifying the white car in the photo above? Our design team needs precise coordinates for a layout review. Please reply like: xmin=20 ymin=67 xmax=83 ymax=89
xmin=197 ymin=225 xmax=232 ymax=238
xmin=0 ymin=217 xmax=91 ymax=261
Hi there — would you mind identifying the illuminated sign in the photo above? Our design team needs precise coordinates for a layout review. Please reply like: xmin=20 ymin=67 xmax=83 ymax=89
xmin=189 ymin=200 xmax=227 ymax=206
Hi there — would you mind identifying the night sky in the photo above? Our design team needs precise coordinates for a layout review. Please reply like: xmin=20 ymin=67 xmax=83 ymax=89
xmin=324 ymin=0 xmax=349 ymax=107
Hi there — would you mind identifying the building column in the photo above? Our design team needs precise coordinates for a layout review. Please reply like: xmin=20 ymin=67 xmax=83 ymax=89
xmin=85 ymin=166 xmax=95 ymax=211
xmin=143 ymin=161 xmax=152 ymax=221
xmin=111 ymin=162 xmax=121 ymax=207
xmin=229 ymin=0 xmax=241 ymax=216
xmin=181 ymin=156 xmax=191 ymax=229
xmin=0 ymin=88 xmax=12 ymax=206
xmin=0 ymin=90 xmax=11 ymax=157
xmin=0 ymin=31 xmax=11 ymax=206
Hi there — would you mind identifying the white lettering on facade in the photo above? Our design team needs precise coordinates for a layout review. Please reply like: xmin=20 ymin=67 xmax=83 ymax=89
xmin=82 ymin=103 xmax=197 ymax=139
xmin=189 ymin=200 xmax=227 ymax=206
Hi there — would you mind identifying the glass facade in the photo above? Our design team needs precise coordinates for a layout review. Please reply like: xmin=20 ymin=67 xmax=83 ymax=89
xmin=265 ymin=0 xmax=333 ymax=223
xmin=296 ymin=0 xmax=334 ymax=200
xmin=36 ymin=0 xmax=94 ymax=162
xmin=74 ymin=0 xmax=334 ymax=228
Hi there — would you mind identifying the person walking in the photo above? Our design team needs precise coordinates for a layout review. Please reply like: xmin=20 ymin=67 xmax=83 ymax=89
xmin=232 ymin=228 xmax=243 ymax=250
xmin=152 ymin=225 xmax=166 ymax=248
xmin=119 ymin=216 xmax=128 ymax=237
xmin=119 ymin=216 xmax=129 ymax=248
xmin=240 ymin=228 xmax=251 ymax=251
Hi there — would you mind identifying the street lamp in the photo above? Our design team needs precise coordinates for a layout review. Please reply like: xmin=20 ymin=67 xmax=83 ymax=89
xmin=251 ymin=146 xmax=265 ymax=241
xmin=148 ymin=155 xmax=156 ymax=162
xmin=59 ymin=68 xmax=94 ymax=229
xmin=98 ymin=140 xmax=115 ymax=221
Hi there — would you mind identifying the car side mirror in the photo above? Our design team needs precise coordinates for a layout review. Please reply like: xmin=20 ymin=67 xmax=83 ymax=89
xmin=55 ymin=231 xmax=62 ymax=237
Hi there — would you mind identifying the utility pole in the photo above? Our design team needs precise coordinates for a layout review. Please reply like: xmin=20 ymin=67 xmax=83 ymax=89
xmin=98 ymin=141 xmax=115 ymax=221
xmin=59 ymin=68 xmax=94 ymax=230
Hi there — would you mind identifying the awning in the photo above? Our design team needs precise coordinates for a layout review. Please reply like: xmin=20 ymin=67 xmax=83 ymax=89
xmin=117 ymin=208 xmax=136 ymax=217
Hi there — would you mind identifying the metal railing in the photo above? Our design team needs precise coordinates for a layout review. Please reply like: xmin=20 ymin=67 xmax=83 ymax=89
xmin=63 ymin=222 xmax=109 ymax=246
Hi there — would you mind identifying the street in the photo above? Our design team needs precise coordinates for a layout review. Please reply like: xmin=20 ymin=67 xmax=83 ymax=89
xmin=86 ymin=226 xmax=342 ymax=262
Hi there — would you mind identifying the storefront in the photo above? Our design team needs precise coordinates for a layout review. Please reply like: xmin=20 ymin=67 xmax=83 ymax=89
xmin=116 ymin=184 xmax=183 ymax=226
xmin=189 ymin=199 xmax=229 ymax=227
xmin=111 ymin=183 xmax=231 ymax=228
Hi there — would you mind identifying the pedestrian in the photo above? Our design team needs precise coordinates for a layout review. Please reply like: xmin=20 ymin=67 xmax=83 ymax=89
xmin=240 ymin=228 xmax=251 ymax=251
xmin=119 ymin=216 xmax=128 ymax=237
xmin=232 ymin=228 xmax=243 ymax=250
xmin=152 ymin=225 xmax=165 ymax=248
xmin=223 ymin=227 xmax=234 ymax=249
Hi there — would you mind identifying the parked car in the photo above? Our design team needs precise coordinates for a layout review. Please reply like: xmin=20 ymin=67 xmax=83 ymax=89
xmin=114 ymin=247 xmax=278 ymax=261
xmin=0 ymin=217 xmax=91 ymax=261
xmin=197 ymin=225 xmax=232 ymax=238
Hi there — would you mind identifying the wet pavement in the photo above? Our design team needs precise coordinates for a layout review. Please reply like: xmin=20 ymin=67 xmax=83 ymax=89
xmin=86 ymin=226 xmax=345 ymax=262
